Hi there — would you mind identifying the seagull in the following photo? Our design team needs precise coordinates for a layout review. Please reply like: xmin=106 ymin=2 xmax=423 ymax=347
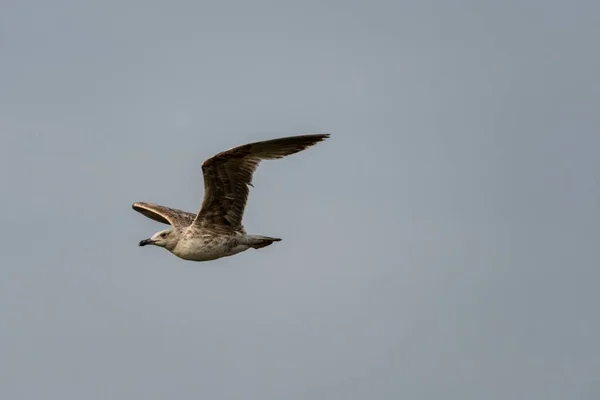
xmin=132 ymin=134 xmax=329 ymax=261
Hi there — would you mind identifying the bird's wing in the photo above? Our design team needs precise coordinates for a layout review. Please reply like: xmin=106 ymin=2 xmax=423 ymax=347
xmin=192 ymin=134 xmax=329 ymax=233
xmin=132 ymin=202 xmax=196 ymax=228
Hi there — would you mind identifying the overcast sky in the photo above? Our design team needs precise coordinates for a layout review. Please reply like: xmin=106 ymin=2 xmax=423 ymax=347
xmin=1 ymin=1 xmax=599 ymax=399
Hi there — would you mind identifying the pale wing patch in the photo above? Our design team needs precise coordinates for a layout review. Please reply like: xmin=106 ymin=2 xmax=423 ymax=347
xmin=132 ymin=202 xmax=196 ymax=228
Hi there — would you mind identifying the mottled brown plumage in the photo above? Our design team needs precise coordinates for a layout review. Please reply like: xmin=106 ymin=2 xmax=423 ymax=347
xmin=132 ymin=134 xmax=329 ymax=261
xmin=131 ymin=202 xmax=196 ymax=228
xmin=194 ymin=134 xmax=330 ymax=233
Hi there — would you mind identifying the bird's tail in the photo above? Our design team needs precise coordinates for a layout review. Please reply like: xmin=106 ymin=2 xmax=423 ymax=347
xmin=247 ymin=235 xmax=282 ymax=249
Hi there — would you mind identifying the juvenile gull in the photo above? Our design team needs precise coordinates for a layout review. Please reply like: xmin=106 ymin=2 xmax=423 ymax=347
xmin=132 ymin=134 xmax=329 ymax=261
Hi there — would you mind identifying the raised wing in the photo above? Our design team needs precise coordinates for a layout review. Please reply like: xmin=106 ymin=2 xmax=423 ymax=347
xmin=132 ymin=202 xmax=196 ymax=228
xmin=193 ymin=134 xmax=329 ymax=233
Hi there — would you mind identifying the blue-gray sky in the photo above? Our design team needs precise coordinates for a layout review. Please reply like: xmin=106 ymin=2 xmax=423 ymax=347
xmin=1 ymin=1 xmax=599 ymax=399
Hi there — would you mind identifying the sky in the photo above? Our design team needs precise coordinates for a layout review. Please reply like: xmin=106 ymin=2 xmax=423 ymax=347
xmin=1 ymin=0 xmax=599 ymax=399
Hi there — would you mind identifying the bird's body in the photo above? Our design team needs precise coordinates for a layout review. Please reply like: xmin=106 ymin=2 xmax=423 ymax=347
xmin=132 ymin=134 xmax=328 ymax=262
xmin=172 ymin=230 xmax=249 ymax=261
xmin=172 ymin=229 xmax=279 ymax=261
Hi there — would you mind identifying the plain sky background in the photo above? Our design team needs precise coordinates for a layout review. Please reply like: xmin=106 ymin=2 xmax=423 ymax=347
xmin=1 ymin=0 xmax=599 ymax=399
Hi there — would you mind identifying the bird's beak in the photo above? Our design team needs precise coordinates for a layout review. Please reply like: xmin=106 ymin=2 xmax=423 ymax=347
xmin=139 ymin=238 xmax=154 ymax=246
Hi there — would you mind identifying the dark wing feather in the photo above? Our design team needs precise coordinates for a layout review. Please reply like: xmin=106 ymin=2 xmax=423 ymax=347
xmin=132 ymin=202 xmax=196 ymax=228
xmin=193 ymin=134 xmax=329 ymax=232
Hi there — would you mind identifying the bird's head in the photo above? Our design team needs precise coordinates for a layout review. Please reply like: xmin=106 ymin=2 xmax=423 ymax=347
xmin=139 ymin=228 xmax=178 ymax=250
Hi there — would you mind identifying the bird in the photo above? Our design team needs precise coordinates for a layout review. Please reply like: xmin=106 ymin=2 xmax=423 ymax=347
xmin=132 ymin=133 xmax=329 ymax=261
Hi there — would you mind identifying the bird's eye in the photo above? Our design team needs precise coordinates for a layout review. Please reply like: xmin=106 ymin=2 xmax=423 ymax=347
xmin=160 ymin=233 xmax=167 ymax=237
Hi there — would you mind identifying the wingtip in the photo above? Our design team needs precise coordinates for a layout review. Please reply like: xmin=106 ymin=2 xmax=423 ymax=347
xmin=132 ymin=201 xmax=150 ymax=210
xmin=301 ymin=133 xmax=330 ymax=144
xmin=313 ymin=133 xmax=330 ymax=142
xmin=308 ymin=133 xmax=330 ymax=146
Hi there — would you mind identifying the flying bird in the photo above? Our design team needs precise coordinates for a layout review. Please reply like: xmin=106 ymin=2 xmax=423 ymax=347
xmin=132 ymin=134 xmax=329 ymax=261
